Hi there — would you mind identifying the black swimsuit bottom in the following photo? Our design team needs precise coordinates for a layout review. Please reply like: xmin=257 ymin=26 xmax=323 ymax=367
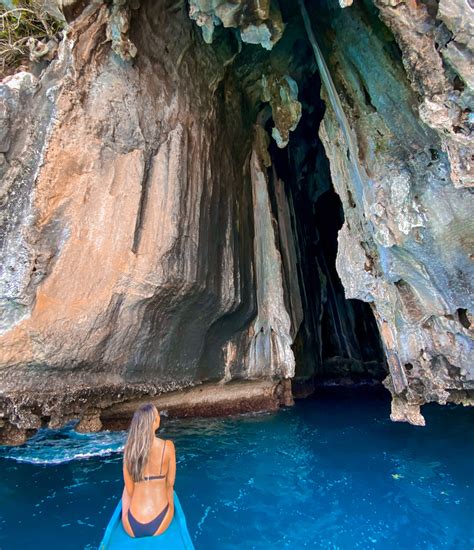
xmin=127 ymin=440 xmax=169 ymax=538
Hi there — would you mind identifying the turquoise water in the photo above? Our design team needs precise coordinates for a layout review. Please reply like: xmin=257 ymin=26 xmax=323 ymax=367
xmin=0 ymin=389 xmax=473 ymax=549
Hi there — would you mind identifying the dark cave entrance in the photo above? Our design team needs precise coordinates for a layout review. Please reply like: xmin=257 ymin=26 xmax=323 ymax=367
xmin=265 ymin=70 xmax=386 ymax=389
xmin=189 ymin=0 xmax=388 ymax=388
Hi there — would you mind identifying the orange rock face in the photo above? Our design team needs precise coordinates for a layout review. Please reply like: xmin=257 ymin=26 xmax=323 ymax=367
xmin=0 ymin=2 xmax=264 ymax=442
xmin=1 ymin=0 xmax=472 ymax=444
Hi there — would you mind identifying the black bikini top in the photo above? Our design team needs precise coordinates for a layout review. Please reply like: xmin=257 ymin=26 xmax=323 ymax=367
xmin=140 ymin=440 xmax=167 ymax=482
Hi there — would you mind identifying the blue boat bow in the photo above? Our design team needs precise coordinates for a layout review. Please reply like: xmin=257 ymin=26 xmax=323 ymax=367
xmin=100 ymin=492 xmax=194 ymax=549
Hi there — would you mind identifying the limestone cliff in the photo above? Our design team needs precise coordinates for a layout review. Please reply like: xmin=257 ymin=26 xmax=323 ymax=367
xmin=1 ymin=1 xmax=260 ymax=442
xmin=306 ymin=0 xmax=473 ymax=424
xmin=0 ymin=0 xmax=472 ymax=442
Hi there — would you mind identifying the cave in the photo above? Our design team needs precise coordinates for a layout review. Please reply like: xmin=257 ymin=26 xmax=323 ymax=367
xmin=1 ymin=0 xmax=472 ymax=445
xmin=208 ymin=0 xmax=389 ymax=391
xmin=262 ymin=68 xmax=386 ymax=390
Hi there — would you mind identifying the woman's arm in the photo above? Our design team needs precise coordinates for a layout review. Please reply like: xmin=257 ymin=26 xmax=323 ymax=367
xmin=123 ymin=461 xmax=135 ymax=497
xmin=166 ymin=440 xmax=176 ymax=512
xmin=122 ymin=461 xmax=135 ymax=523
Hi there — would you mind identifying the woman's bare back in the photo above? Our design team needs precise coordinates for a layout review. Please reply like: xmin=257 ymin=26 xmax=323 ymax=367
xmin=122 ymin=437 xmax=176 ymax=537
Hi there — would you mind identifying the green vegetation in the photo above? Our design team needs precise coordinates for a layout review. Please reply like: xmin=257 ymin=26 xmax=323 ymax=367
xmin=0 ymin=1 xmax=64 ymax=77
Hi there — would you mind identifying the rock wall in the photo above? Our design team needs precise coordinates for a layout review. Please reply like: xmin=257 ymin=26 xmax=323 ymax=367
xmin=0 ymin=0 xmax=472 ymax=441
xmin=0 ymin=0 xmax=289 ymax=443
xmin=307 ymin=0 xmax=473 ymax=424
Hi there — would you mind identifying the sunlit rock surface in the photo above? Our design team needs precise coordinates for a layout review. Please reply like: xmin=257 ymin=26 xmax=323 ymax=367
xmin=374 ymin=0 xmax=473 ymax=188
xmin=188 ymin=0 xmax=284 ymax=49
xmin=0 ymin=0 xmax=472 ymax=441
xmin=0 ymin=1 xmax=263 ymax=442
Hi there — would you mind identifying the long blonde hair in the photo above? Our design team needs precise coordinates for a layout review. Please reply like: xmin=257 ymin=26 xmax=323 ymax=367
xmin=124 ymin=403 xmax=157 ymax=482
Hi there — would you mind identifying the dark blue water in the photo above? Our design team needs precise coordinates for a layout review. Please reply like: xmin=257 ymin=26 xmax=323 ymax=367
xmin=1 ymin=389 xmax=473 ymax=549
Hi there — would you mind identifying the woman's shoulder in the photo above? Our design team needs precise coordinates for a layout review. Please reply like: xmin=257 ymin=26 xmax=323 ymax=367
xmin=154 ymin=437 xmax=175 ymax=457
xmin=154 ymin=437 xmax=175 ymax=448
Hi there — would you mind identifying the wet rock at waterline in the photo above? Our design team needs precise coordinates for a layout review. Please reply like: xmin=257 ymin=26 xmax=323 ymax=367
xmin=0 ymin=0 xmax=473 ymax=443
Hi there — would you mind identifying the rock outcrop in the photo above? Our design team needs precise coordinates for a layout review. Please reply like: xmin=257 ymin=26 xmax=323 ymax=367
xmin=0 ymin=0 xmax=472 ymax=442
xmin=374 ymin=0 xmax=473 ymax=189
xmin=0 ymin=0 xmax=260 ymax=443
xmin=188 ymin=0 xmax=285 ymax=49
xmin=305 ymin=0 xmax=473 ymax=424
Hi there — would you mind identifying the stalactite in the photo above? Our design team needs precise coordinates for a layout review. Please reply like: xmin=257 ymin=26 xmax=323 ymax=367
xmin=248 ymin=130 xmax=296 ymax=379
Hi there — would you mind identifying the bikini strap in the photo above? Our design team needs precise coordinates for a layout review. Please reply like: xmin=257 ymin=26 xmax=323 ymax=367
xmin=159 ymin=440 xmax=167 ymax=476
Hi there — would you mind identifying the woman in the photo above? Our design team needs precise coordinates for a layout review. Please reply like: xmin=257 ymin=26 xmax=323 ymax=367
xmin=121 ymin=403 xmax=176 ymax=538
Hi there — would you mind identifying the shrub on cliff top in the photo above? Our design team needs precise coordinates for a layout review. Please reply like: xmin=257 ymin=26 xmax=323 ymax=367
xmin=0 ymin=0 xmax=64 ymax=77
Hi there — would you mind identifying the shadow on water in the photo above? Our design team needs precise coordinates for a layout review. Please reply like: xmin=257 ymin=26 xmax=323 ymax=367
xmin=0 ymin=387 xmax=473 ymax=549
